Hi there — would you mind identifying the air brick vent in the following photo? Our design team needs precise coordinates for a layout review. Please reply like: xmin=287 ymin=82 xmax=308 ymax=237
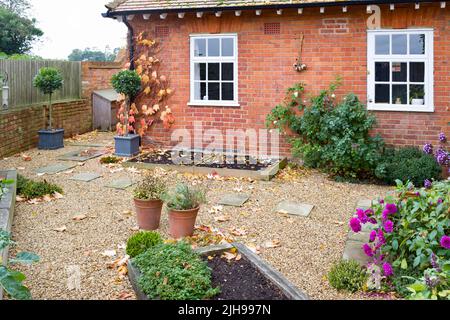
xmin=264 ymin=23 xmax=280 ymax=35
xmin=155 ymin=26 xmax=169 ymax=38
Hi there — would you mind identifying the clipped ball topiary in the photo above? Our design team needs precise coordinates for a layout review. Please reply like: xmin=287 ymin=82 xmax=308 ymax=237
xmin=328 ymin=260 xmax=368 ymax=293
xmin=126 ymin=231 xmax=163 ymax=258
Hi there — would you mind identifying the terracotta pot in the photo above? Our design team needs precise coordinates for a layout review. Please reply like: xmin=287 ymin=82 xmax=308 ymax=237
xmin=134 ymin=198 xmax=163 ymax=231
xmin=168 ymin=207 xmax=200 ymax=239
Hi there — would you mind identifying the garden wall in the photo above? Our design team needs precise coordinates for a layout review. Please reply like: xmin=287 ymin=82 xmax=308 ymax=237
xmin=0 ymin=99 xmax=89 ymax=157
xmin=128 ymin=2 xmax=448 ymax=156
xmin=0 ymin=61 xmax=122 ymax=158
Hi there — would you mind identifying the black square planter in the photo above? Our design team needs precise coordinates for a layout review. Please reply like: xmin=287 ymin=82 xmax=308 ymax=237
xmin=38 ymin=129 xmax=65 ymax=150
xmin=114 ymin=134 xmax=140 ymax=157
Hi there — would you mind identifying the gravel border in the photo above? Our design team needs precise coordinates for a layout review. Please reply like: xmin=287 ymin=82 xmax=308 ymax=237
xmin=0 ymin=132 xmax=393 ymax=300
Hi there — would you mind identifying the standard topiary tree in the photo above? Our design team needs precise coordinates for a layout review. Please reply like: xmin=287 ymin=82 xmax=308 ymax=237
xmin=111 ymin=70 xmax=141 ymax=136
xmin=33 ymin=67 xmax=63 ymax=130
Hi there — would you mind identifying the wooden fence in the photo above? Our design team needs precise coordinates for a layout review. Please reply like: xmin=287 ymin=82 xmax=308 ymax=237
xmin=0 ymin=60 xmax=82 ymax=108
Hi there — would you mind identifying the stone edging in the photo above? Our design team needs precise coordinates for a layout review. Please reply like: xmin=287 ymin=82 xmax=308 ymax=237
xmin=0 ymin=169 xmax=17 ymax=300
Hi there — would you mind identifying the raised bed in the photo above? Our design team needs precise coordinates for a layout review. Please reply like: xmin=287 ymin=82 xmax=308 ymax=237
xmin=128 ymin=243 xmax=308 ymax=301
xmin=124 ymin=150 xmax=287 ymax=181
xmin=0 ymin=169 xmax=17 ymax=300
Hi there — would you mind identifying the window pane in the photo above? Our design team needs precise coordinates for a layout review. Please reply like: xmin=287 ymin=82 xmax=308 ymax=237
xmin=392 ymin=85 xmax=407 ymax=104
xmin=375 ymin=62 xmax=389 ymax=81
xmin=194 ymin=63 xmax=206 ymax=80
xmin=410 ymin=62 xmax=425 ymax=82
xmin=222 ymin=38 xmax=234 ymax=56
xmin=375 ymin=84 xmax=390 ymax=103
xmin=392 ymin=34 xmax=407 ymax=54
xmin=208 ymin=82 xmax=220 ymax=100
xmin=410 ymin=85 xmax=425 ymax=105
xmin=208 ymin=63 xmax=220 ymax=81
xmin=194 ymin=39 xmax=206 ymax=57
xmin=410 ymin=34 xmax=425 ymax=54
xmin=194 ymin=82 xmax=207 ymax=100
xmin=392 ymin=62 xmax=407 ymax=82
xmin=222 ymin=63 xmax=234 ymax=81
xmin=222 ymin=83 xmax=234 ymax=101
xmin=375 ymin=35 xmax=390 ymax=54
xmin=208 ymin=38 xmax=220 ymax=57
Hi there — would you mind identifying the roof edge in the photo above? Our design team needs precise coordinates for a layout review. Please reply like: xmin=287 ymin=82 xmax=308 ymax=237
xmin=103 ymin=0 xmax=431 ymax=18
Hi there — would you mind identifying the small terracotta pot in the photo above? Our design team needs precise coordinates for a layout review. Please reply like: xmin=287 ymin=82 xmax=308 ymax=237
xmin=134 ymin=198 xmax=163 ymax=231
xmin=168 ymin=207 xmax=200 ymax=239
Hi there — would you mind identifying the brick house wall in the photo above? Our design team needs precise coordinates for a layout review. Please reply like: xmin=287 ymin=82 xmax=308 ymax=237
xmin=128 ymin=2 xmax=448 ymax=156
xmin=0 ymin=62 xmax=122 ymax=157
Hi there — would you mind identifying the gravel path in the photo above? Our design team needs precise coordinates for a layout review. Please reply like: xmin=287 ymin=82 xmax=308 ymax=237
xmin=0 ymin=132 xmax=392 ymax=300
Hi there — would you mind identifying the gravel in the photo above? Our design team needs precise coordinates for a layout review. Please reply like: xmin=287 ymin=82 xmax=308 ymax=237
xmin=0 ymin=132 xmax=392 ymax=300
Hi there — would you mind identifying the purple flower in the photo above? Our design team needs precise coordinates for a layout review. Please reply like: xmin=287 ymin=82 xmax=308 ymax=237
xmin=423 ymin=143 xmax=433 ymax=155
xmin=350 ymin=218 xmax=362 ymax=233
xmin=382 ymin=263 xmax=394 ymax=277
xmin=356 ymin=209 xmax=368 ymax=224
xmin=439 ymin=132 xmax=447 ymax=143
xmin=424 ymin=179 xmax=432 ymax=189
xmin=368 ymin=217 xmax=377 ymax=225
xmin=385 ymin=203 xmax=398 ymax=214
xmin=430 ymin=253 xmax=441 ymax=272
xmin=435 ymin=149 xmax=449 ymax=166
xmin=377 ymin=230 xmax=386 ymax=245
xmin=365 ymin=209 xmax=374 ymax=216
xmin=379 ymin=199 xmax=385 ymax=204
xmin=363 ymin=244 xmax=374 ymax=257
xmin=440 ymin=235 xmax=450 ymax=250
xmin=369 ymin=230 xmax=377 ymax=242
xmin=384 ymin=220 xmax=394 ymax=233
xmin=437 ymin=198 xmax=443 ymax=204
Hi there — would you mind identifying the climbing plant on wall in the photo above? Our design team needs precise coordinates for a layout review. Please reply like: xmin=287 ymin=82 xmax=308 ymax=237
xmin=116 ymin=32 xmax=175 ymax=137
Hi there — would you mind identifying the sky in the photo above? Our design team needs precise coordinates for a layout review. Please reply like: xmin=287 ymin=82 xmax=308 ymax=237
xmin=29 ymin=0 xmax=127 ymax=59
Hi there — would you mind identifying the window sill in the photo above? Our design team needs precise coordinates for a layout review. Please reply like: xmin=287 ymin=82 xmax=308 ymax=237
xmin=368 ymin=104 xmax=434 ymax=113
xmin=188 ymin=102 xmax=241 ymax=108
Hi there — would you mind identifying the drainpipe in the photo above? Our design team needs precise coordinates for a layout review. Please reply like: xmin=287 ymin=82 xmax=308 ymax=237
xmin=122 ymin=17 xmax=135 ymax=70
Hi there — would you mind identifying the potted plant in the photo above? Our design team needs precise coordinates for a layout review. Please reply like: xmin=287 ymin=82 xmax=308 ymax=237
xmin=410 ymin=87 xmax=425 ymax=105
xmin=163 ymin=184 xmax=206 ymax=239
xmin=133 ymin=175 xmax=167 ymax=231
xmin=111 ymin=70 xmax=142 ymax=157
xmin=33 ymin=67 xmax=64 ymax=150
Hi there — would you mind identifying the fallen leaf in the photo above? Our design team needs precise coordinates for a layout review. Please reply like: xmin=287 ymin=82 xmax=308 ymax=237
xmin=209 ymin=205 xmax=224 ymax=214
xmin=230 ymin=228 xmax=247 ymax=237
xmin=53 ymin=226 xmax=67 ymax=233
xmin=122 ymin=210 xmax=133 ymax=216
xmin=101 ymin=250 xmax=117 ymax=258
xmin=233 ymin=186 xmax=244 ymax=193
xmin=43 ymin=194 xmax=52 ymax=202
xmin=22 ymin=155 xmax=32 ymax=162
xmin=53 ymin=192 xmax=64 ymax=199
xmin=16 ymin=196 xmax=26 ymax=202
xmin=246 ymin=243 xmax=261 ymax=255
xmin=72 ymin=214 xmax=87 ymax=221
xmin=235 ymin=254 xmax=242 ymax=261
xmin=214 ymin=215 xmax=230 ymax=223
xmin=333 ymin=221 xmax=345 ymax=226
xmin=221 ymin=252 xmax=237 ymax=261
xmin=118 ymin=292 xmax=134 ymax=300
xmin=263 ymin=240 xmax=281 ymax=249
xmin=130 ymin=226 xmax=140 ymax=231
xmin=17 ymin=167 xmax=25 ymax=171
xmin=118 ymin=265 xmax=128 ymax=276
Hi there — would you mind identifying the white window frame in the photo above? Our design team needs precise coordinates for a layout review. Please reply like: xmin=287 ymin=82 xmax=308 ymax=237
xmin=367 ymin=29 xmax=434 ymax=112
xmin=189 ymin=33 xmax=239 ymax=107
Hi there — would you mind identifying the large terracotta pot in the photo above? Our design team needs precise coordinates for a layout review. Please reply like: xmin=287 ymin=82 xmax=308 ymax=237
xmin=134 ymin=198 xmax=163 ymax=231
xmin=168 ymin=207 xmax=200 ymax=239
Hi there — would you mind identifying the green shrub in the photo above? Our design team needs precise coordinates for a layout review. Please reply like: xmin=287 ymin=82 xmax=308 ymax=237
xmin=328 ymin=260 xmax=368 ymax=293
xmin=375 ymin=147 xmax=442 ymax=186
xmin=133 ymin=242 xmax=220 ymax=300
xmin=267 ymin=81 xmax=384 ymax=180
xmin=111 ymin=70 xmax=141 ymax=99
xmin=133 ymin=174 xmax=166 ymax=201
xmin=16 ymin=175 xmax=63 ymax=199
xmin=162 ymin=184 xmax=206 ymax=211
xmin=126 ymin=231 xmax=163 ymax=258
xmin=0 ymin=178 xmax=13 ymax=200
xmin=379 ymin=180 xmax=449 ymax=272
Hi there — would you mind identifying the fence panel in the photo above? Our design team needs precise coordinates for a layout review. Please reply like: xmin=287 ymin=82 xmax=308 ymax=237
xmin=0 ymin=60 xmax=81 ymax=108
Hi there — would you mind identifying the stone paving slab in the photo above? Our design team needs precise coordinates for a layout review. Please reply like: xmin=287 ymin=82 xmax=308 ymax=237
xmin=105 ymin=178 xmax=134 ymax=190
xmin=218 ymin=193 xmax=250 ymax=207
xmin=70 ymin=173 xmax=102 ymax=182
xmin=343 ymin=240 xmax=371 ymax=266
xmin=356 ymin=199 xmax=373 ymax=210
xmin=35 ymin=163 xmax=77 ymax=175
xmin=58 ymin=149 xmax=106 ymax=162
xmin=275 ymin=201 xmax=314 ymax=218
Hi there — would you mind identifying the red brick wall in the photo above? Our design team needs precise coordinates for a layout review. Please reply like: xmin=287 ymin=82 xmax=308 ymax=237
xmin=128 ymin=2 xmax=448 ymax=156
xmin=0 ymin=100 xmax=89 ymax=157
